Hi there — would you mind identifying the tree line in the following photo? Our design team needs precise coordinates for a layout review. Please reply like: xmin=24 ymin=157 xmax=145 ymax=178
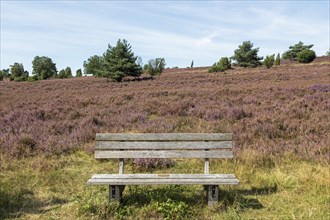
xmin=0 ymin=56 xmax=82 ymax=82
xmin=208 ymin=41 xmax=317 ymax=73
xmin=0 ymin=39 xmax=321 ymax=82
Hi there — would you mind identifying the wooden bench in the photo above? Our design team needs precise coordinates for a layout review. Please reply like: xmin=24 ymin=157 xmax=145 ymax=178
xmin=87 ymin=133 xmax=239 ymax=206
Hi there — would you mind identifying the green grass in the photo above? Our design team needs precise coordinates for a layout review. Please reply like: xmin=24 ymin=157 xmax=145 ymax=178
xmin=0 ymin=151 xmax=329 ymax=219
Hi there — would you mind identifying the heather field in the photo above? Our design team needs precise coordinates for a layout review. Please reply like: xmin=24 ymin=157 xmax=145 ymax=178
xmin=0 ymin=57 xmax=329 ymax=219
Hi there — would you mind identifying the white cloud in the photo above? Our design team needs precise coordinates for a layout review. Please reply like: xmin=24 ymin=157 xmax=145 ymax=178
xmin=1 ymin=1 xmax=329 ymax=72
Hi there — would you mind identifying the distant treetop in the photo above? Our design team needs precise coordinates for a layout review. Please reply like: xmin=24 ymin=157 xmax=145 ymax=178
xmin=282 ymin=41 xmax=314 ymax=60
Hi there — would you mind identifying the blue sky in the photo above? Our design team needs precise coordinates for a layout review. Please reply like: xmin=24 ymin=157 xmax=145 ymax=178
xmin=1 ymin=1 xmax=329 ymax=74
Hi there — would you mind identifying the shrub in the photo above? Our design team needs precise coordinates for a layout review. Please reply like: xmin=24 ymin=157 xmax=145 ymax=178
xmin=274 ymin=53 xmax=281 ymax=66
xmin=264 ymin=54 xmax=275 ymax=69
xmin=133 ymin=158 xmax=173 ymax=170
xmin=0 ymin=71 xmax=3 ymax=81
xmin=13 ymin=75 xmax=29 ymax=82
xmin=297 ymin=49 xmax=316 ymax=63
xmin=208 ymin=57 xmax=231 ymax=72
xmin=27 ymin=76 xmax=37 ymax=82
xmin=76 ymin=69 xmax=82 ymax=77
xmin=58 ymin=69 xmax=66 ymax=79
xmin=145 ymin=58 xmax=166 ymax=76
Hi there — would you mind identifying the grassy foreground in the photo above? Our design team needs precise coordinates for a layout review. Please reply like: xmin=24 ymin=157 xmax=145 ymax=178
xmin=1 ymin=150 xmax=329 ymax=219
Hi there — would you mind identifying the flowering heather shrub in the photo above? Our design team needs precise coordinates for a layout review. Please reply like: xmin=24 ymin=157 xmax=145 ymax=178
xmin=310 ymin=84 xmax=330 ymax=92
xmin=227 ymin=107 xmax=252 ymax=120
xmin=0 ymin=61 xmax=329 ymax=162
xmin=133 ymin=158 xmax=174 ymax=170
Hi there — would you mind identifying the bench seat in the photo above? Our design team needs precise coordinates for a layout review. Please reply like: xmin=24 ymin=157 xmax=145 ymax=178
xmin=87 ymin=174 xmax=239 ymax=185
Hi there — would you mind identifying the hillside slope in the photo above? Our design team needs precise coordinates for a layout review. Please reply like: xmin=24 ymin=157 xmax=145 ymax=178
xmin=0 ymin=57 xmax=329 ymax=161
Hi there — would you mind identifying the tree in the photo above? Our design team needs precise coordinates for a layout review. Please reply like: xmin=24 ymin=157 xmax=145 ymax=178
xmin=76 ymin=69 xmax=82 ymax=77
xmin=297 ymin=49 xmax=316 ymax=63
xmin=64 ymin=67 xmax=72 ymax=78
xmin=32 ymin=56 xmax=57 ymax=80
xmin=282 ymin=41 xmax=313 ymax=60
xmin=10 ymin=63 xmax=29 ymax=81
xmin=145 ymin=58 xmax=166 ymax=76
xmin=83 ymin=55 xmax=104 ymax=76
xmin=231 ymin=41 xmax=263 ymax=67
xmin=264 ymin=54 xmax=275 ymax=69
xmin=1 ymin=69 xmax=10 ymax=78
xmin=191 ymin=60 xmax=194 ymax=68
xmin=103 ymin=39 xmax=142 ymax=82
xmin=274 ymin=53 xmax=281 ymax=66
xmin=58 ymin=69 xmax=66 ymax=79
xmin=208 ymin=57 xmax=231 ymax=72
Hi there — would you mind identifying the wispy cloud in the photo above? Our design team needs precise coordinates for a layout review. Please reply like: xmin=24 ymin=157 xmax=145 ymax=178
xmin=1 ymin=1 xmax=329 ymax=72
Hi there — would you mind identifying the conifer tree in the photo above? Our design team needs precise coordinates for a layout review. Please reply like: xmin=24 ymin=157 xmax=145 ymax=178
xmin=103 ymin=39 xmax=142 ymax=82
xmin=231 ymin=41 xmax=263 ymax=68
xmin=282 ymin=41 xmax=313 ymax=60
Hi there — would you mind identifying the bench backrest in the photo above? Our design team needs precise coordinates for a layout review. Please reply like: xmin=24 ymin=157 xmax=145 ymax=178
xmin=95 ymin=133 xmax=233 ymax=159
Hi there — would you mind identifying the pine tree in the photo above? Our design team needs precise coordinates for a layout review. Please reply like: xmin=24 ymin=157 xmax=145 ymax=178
xmin=103 ymin=39 xmax=142 ymax=82
xmin=282 ymin=41 xmax=313 ymax=60
xmin=231 ymin=41 xmax=263 ymax=68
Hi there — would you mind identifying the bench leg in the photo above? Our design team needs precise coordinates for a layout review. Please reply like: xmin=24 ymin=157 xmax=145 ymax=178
xmin=206 ymin=185 xmax=219 ymax=206
xmin=109 ymin=185 xmax=125 ymax=202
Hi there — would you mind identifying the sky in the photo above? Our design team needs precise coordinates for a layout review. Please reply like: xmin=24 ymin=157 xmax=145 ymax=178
xmin=1 ymin=0 xmax=329 ymax=74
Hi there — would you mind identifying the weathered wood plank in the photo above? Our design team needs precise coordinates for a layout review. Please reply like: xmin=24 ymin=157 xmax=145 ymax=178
xmin=87 ymin=178 xmax=239 ymax=185
xmin=90 ymin=174 xmax=237 ymax=179
xmin=96 ymin=141 xmax=232 ymax=150
xmin=95 ymin=150 xmax=233 ymax=159
xmin=96 ymin=133 xmax=232 ymax=141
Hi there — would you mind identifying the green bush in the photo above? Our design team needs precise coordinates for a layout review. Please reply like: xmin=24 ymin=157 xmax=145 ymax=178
xmin=76 ymin=69 xmax=82 ymax=77
xmin=274 ymin=53 xmax=281 ymax=66
xmin=27 ymin=75 xmax=38 ymax=82
xmin=145 ymin=58 xmax=166 ymax=76
xmin=13 ymin=75 xmax=28 ymax=82
xmin=208 ymin=57 xmax=231 ymax=73
xmin=297 ymin=49 xmax=316 ymax=63
xmin=264 ymin=54 xmax=275 ymax=69
xmin=0 ymin=71 xmax=3 ymax=81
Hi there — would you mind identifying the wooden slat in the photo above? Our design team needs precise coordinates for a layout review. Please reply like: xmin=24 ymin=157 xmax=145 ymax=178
xmin=87 ymin=173 xmax=239 ymax=185
xmin=95 ymin=150 xmax=233 ymax=159
xmin=90 ymin=174 xmax=237 ymax=179
xmin=96 ymin=133 xmax=232 ymax=141
xmin=87 ymin=178 xmax=239 ymax=185
xmin=96 ymin=141 xmax=232 ymax=150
